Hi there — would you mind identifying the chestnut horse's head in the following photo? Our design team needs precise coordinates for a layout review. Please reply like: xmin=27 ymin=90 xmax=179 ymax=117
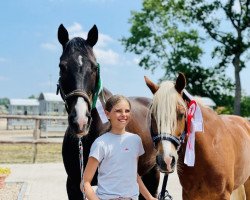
xmin=57 ymin=24 xmax=100 ymax=137
xmin=145 ymin=73 xmax=187 ymax=173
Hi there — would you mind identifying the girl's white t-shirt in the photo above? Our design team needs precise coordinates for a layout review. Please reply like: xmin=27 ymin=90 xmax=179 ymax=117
xmin=89 ymin=132 xmax=145 ymax=200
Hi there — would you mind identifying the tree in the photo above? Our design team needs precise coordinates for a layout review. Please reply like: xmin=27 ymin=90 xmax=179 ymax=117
xmin=28 ymin=95 xmax=37 ymax=99
xmin=122 ymin=0 xmax=233 ymax=106
xmin=179 ymin=0 xmax=250 ymax=115
xmin=0 ymin=98 xmax=10 ymax=107
xmin=241 ymin=95 xmax=250 ymax=117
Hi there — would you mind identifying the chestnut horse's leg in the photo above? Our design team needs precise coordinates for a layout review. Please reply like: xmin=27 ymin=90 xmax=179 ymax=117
xmin=139 ymin=165 xmax=160 ymax=200
xmin=244 ymin=177 xmax=250 ymax=200
xmin=66 ymin=177 xmax=83 ymax=200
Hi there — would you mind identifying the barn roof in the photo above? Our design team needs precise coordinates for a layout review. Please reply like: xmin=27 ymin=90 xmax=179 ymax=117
xmin=38 ymin=92 xmax=63 ymax=102
xmin=9 ymin=99 xmax=39 ymax=106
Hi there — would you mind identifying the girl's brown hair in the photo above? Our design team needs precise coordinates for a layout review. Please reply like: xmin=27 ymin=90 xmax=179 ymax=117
xmin=105 ymin=95 xmax=131 ymax=112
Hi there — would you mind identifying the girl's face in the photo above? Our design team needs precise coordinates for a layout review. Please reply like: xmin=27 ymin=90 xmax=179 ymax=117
xmin=105 ymin=100 xmax=131 ymax=132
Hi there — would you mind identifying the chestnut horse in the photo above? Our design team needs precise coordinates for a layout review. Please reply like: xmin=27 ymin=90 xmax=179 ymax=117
xmin=57 ymin=24 xmax=159 ymax=200
xmin=144 ymin=73 xmax=250 ymax=200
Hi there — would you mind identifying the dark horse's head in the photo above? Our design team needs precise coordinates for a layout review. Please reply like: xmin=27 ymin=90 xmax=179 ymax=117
xmin=57 ymin=24 xmax=99 ymax=137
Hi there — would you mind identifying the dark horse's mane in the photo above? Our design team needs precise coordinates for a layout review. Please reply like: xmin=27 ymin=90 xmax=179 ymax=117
xmin=58 ymin=24 xmax=160 ymax=200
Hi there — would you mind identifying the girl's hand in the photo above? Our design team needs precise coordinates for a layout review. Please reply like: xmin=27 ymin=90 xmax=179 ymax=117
xmin=80 ymin=180 xmax=84 ymax=193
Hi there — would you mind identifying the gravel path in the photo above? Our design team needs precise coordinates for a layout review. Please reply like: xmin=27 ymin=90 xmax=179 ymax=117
xmin=0 ymin=182 xmax=23 ymax=200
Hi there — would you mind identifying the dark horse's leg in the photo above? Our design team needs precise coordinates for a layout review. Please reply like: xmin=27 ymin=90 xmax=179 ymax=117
xmin=140 ymin=165 xmax=160 ymax=200
xmin=62 ymin=131 xmax=98 ymax=200
xmin=66 ymin=177 xmax=83 ymax=200
xmin=62 ymin=133 xmax=84 ymax=200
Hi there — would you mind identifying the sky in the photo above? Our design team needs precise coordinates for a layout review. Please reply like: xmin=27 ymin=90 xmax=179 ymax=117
xmin=0 ymin=0 xmax=249 ymax=100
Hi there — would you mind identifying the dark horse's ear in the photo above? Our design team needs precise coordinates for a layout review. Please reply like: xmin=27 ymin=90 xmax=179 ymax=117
xmin=86 ymin=25 xmax=98 ymax=47
xmin=144 ymin=76 xmax=159 ymax=94
xmin=58 ymin=24 xmax=69 ymax=48
xmin=175 ymin=72 xmax=186 ymax=94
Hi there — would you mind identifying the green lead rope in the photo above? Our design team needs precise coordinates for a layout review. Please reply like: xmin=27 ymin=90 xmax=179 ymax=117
xmin=91 ymin=63 xmax=102 ymax=109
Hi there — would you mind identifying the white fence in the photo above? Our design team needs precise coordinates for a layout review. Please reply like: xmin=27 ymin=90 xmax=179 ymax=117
xmin=0 ymin=115 xmax=68 ymax=139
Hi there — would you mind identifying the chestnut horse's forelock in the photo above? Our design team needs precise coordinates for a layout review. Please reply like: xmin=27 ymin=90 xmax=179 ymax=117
xmin=150 ymin=81 xmax=187 ymax=136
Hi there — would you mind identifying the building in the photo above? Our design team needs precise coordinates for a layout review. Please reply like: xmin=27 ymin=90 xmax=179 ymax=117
xmin=9 ymin=99 xmax=39 ymax=115
xmin=38 ymin=92 xmax=66 ymax=116
xmin=38 ymin=92 xmax=67 ymax=132
xmin=8 ymin=99 xmax=39 ymax=129
xmin=7 ymin=93 xmax=67 ymax=131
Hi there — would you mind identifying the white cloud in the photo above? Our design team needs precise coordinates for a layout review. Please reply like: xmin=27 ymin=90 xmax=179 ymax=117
xmin=65 ymin=22 xmax=119 ymax=65
xmin=68 ymin=22 xmax=85 ymax=37
xmin=41 ymin=42 xmax=58 ymax=52
xmin=68 ymin=22 xmax=115 ymax=48
xmin=94 ymin=49 xmax=119 ymax=65
xmin=131 ymin=57 xmax=140 ymax=65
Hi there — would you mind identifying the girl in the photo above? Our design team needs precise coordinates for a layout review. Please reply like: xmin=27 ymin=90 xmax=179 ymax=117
xmin=81 ymin=95 xmax=157 ymax=200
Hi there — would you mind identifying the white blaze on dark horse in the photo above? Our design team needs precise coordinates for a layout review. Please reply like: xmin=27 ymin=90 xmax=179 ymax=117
xmin=74 ymin=97 xmax=89 ymax=135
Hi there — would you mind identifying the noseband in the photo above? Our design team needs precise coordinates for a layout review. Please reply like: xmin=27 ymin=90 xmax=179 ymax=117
xmin=150 ymin=103 xmax=187 ymax=151
xmin=56 ymin=81 xmax=92 ymax=113
xmin=151 ymin=132 xmax=186 ymax=151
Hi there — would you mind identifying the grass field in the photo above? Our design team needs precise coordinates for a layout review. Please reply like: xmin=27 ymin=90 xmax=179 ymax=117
xmin=0 ymin=143 xmax=63 ymax=163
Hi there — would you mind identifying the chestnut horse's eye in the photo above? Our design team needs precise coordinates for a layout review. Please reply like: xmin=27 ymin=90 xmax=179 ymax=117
xmin=177 ymin=113 xmax=185 ymax=120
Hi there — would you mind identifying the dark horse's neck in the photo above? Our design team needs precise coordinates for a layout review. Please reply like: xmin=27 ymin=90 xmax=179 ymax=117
xmin=88 ymin=87 xmax=112 ymax=139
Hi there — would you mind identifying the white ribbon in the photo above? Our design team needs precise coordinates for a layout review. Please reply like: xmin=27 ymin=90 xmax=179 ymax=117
xmin=183 ymin=90 xmax=204 ymax=166
xmin=96 ymin=98 xmax=109 ymax=124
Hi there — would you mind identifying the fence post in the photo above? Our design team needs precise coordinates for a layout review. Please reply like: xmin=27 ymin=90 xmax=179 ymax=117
xmin=32 ymin=142 xmax=37 ymax=163
xmin=33 ymin=119 xmax=40 ymax=140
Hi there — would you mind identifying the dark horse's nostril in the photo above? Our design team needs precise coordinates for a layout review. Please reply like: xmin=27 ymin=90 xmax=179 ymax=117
xmin=68 ymin=111 xmax=81 ymax=132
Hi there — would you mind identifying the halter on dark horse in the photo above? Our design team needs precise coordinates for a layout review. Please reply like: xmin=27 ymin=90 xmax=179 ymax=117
xmin=57 ymin=24 xmax=161 ymax=200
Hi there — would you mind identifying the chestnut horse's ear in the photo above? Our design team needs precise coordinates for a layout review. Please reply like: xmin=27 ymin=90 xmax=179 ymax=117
xmin=144 ymin=76 xmax=159 ymax=94
xmin=58 ymin=24 xmax=69 ymax=48
xmin=175 ymin=72 xmax=186 ymax=93
xmin=86 ymin=25 xmax=98 ymax=47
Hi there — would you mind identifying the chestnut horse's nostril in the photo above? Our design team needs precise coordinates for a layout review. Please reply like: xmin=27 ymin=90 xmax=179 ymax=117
xmin=156 ymin=155 xmax=163 ymax=166
xmin=171 ymin=156 xmax=176 ymax=169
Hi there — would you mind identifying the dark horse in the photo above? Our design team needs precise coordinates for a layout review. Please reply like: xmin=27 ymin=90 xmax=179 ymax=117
xmin=57 ymin=24 xmax=160 ymax=200
xmin=144 ymin=73 xmax=250 ymax=200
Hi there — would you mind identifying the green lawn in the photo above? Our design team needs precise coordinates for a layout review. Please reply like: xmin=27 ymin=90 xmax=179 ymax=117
xmin=0 ymin=143 xmax=63 ymax=163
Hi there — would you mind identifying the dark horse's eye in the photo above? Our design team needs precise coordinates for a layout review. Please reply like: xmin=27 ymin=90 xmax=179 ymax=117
xmin=91 ymin=65 xmax=98 ymax=74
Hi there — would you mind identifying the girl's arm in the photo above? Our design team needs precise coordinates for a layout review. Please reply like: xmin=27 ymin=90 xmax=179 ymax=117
xmin=137 ymin=174 xmax=158 ymax=200
xmin=81 ymin=157 xmax=99 ymax=200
